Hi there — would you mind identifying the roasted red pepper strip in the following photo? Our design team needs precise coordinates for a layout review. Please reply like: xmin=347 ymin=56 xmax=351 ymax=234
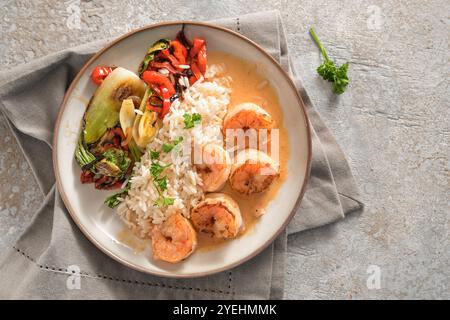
xmin=160 ymin=49 xmax=182 ymax=68
xmin=148 ymin=83 xmax=162 ymax=96
xmin=190 ymin=62 xmax=202 ymax=80
xmin=160 ymin=87 xmax=171 ymax=119
xmin=197 ymin=44 xmax=207 ymax=74
xmin=190 ymin=38 xmax=206 ymax=58
xmin=149 ymin=61 xmax=179 ymax=74
xmin=170 ymin=40 xmax=188 ymax=64
xmin=111 ymin=127 xmax=125 ymax=140
xmin=94 ymin=176 xmax=108 ymax=189
xmin=142 ymin=71 xmax=176 ymax=96
xmin=188 ymin=76 xmax=197 ymax=86
xmin=80 ymin=171 xmax=94 ymax=184
xmin=90 ymin=66 xmax=112 ymax=85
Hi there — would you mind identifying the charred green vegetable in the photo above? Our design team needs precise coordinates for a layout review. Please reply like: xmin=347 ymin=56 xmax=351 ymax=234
xmin=138 ymin=39 xmax=170 ymax=77
xmin=83 ymin=67 xmax=146 ymax=144
xmin=104 ymin=182 xmax=130 ymax=208
xmin=75 ymin=135 xmax=96 ymax=168
xmin=95 ymin=148 xmax=131 ymax=178
xmin=128 ymin=139 xmax=142 ymax=162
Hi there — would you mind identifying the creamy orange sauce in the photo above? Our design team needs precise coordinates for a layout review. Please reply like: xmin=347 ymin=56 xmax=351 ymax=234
xmin=197 ymin=52 xmax=290 ymax=251
xmin=116 ymin=51 xmax=289 ymax=254
xmin=117 ymin=228 xmax=147 ymax=253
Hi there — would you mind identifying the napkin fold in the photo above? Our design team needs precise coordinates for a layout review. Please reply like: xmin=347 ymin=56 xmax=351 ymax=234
xmin=0 ymin=11 xmax=363 ymax=299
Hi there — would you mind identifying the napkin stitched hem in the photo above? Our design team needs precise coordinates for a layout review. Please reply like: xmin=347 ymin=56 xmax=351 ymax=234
xmin=12 ymin=246 xmax=235 ymax=296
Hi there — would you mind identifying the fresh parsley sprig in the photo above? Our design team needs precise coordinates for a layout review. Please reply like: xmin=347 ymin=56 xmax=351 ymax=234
xmin=309 ymin=28 xmax=349 ymax=95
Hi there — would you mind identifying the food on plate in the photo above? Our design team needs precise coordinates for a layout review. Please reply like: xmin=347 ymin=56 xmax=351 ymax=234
xmin=229 ymin=148 xmax=280 ymax=195
xmin=84 ymin=67 xmax=146 ymax=144
xmin=223 ymin=102 xmax=274 ymax=132
xmin=191 ymin=193 xmax=242 ymax=239
xmin=90 ymin=66 xmax=114 ymax=86
xmin=223 ymin=102 xmax=274 ymax=150
xmin=131 ymin=89 xmax=160 ymax=149
xmin=195 ymin=143 xmax=231 ymax=192
xmin=151 ymin=213 xmax=197 ymax=263
xmin=74 ymin=28 xmax=288 ymax=263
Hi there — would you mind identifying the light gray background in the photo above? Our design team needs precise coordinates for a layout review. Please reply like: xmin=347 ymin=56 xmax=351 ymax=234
xmin=0 ymin=0 xmax=448 ymax=299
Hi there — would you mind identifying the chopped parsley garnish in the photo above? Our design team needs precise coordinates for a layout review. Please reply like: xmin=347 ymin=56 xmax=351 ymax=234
xmin=162 ymin=143 xmax=173 ymax=153
xmin=162 ymin=136 xmax=184 ymax=153
xmin=154 ymin=197 xmax=175 ymax=208
xmin=150 ymin=162 xmax=171 ymax=177
xmin=154 ymin=176 xmax=168 ymax=192
xmin=149 ymin=150 xmax=160 ymax=160
xmin=183 ymin=113 xmax=202 ymax=129
xmin=149 ymin=160 xmax=173 ymax=208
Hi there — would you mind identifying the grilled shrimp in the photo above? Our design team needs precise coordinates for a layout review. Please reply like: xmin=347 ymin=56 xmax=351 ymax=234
xmin=223 ymin=102 xmax=274 ymax=131
xmin=151 ymin=213 xmax=197 ymax=263
xmin=229 ymin=149 xmax=279 ymax=195
xmin=195 ymin=143 xmax=231 ymax=192
xmin=191 ymin=193 xmax=243 ymax=239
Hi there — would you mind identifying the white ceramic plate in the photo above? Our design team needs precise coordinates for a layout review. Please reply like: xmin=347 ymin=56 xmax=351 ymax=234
xmin=53 ymin=22 xmax=311 ymax=278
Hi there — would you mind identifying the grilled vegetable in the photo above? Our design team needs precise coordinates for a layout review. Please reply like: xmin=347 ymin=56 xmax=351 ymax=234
xmin=90 ymin=66 xmax=113 ymax=85
xmin=170 ymin=40 xmax=188 ymax=64
xmin=132 ymin=88 xmax=159 ymax=149
xmin=104 ymin=182 xmax=130 ymax=208
xmin=128 ymin=139 xmax=142 ymax=162
xmin=119 ymin=98 xmax=136 ymax=136
xmin=75 ymin=135 xmax=96 ymax=168
xmin=83 ymin=67 xmax=146 ymax=144
xmin=134 ymin=110 xmax=158 ymax=148
xmin=138 ymin=39 xmax=170 ymax=77
xmin=142 ymin=70 xmax=176 ymax=96
xmin=95 ymin=148 xmax=131 ymax=178
xmin=190 ymin=38 xmax=205 ymax=58
xmin=176 ymin=25 xmax=191 ymax=49
xmin=149 ymin=61 xmax=178 ymax=74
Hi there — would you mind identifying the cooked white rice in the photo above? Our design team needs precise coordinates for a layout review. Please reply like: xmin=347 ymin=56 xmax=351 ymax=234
xmin=117 ymin=64 xmax=231 ymax=237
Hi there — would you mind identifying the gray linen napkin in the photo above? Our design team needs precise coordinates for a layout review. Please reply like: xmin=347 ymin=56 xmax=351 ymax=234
xmin=0 ymin=11 xmax=363 ymax=299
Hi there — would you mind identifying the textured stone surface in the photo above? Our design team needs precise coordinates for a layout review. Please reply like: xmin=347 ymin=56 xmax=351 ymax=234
xmin=0 ymin=0 xmax=448 ymax=299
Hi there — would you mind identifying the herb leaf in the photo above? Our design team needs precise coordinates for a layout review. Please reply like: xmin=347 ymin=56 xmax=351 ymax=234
xmin=150 ymin=162 xmax=171 ymax=178
xmin=154 ymin=197 xmax=174 ymax=208
xmin=149 ymin=150 xmax=160 ymax=160
xmin=310 ymin=28 xmax=349 ymax=95
xmin=162 ymin=143 xmax=175 ymax=153
xmin=154 ymin=176 xmax=168 ymax=191
xmin=332 ymin=62 xmax=349 ymax=94
xmin=163 ymin=197 xmax=174 ymax=207
xmin=104 ymin=181 xmax=131 ymax=208
xmin=183 ymin=113 xmax=202 ymax=129
xmin=162 ymin=136 xmax=184 ymax=153
xmin=148 ymin=152 xmax=175 ymax=208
